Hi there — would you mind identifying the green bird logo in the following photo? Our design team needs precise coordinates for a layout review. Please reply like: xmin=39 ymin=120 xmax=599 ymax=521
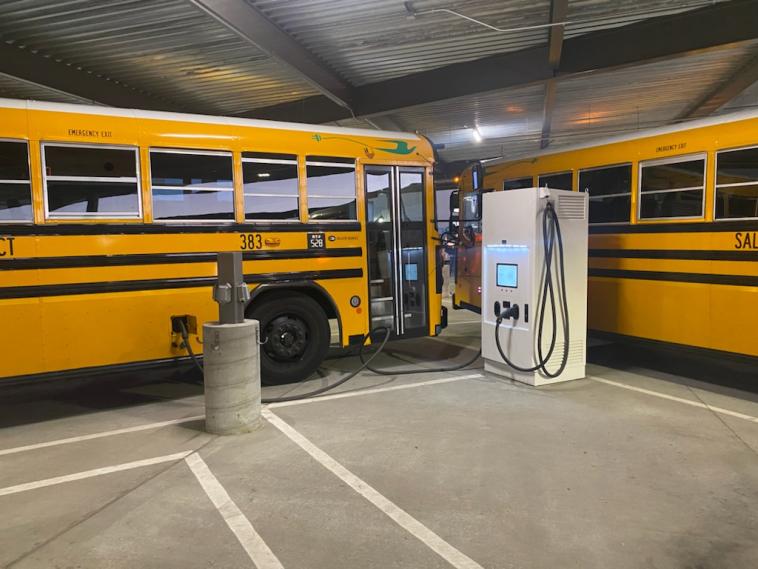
xmin=311 ymin=135 xmax=416 ymax=156
xmin=376 ymin=140 xmax=416 ymax=155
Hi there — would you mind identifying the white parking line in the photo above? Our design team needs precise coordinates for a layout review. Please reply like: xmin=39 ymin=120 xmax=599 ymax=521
xmin=0 ymin=451 xmax=192 ymax=497
xmin=589 ymin=376 xmax=758 ymax=423
xmin=186 ymin=453 xmax=284 ymax=569
xmin=263 ymin=409 xmax=485 ymax=569
xmin=0 ymin=415 xmax=205 ymax=457
xmin=1 ymin=376 xmax=481 ymax=457
xmin=268 ymin=373 xmax=483 ymax=408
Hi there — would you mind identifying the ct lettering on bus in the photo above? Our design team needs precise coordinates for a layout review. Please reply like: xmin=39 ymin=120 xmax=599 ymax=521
xmin=734 ymin=232 xmax=757 ymax=249
xmin=0 ymin=236 xmax=15 ymax=257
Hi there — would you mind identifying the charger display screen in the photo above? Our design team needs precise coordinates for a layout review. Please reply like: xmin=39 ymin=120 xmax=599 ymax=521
xmin=496 ymin=263 xmax=518 ymax=288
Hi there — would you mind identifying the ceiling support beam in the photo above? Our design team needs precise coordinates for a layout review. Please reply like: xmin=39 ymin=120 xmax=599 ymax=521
xmin=0 ymin=43 xmax=173 ymax=110
xmin=678 ymin=51 xmax=758 ymax=119
xmin=547 ymin=0 xmax=568 ymax=69
xmin=190 ymin=0 xmax=353 ymax=110
xmin=247 ymin=0 xmax=758 ymax=123
xmin=0 ymin=71 xmax=95 ymax=105
xmin=540 ymin=80 xmax=559 ymax=149
xmin=540 ymin=0 xmax=569 ymax=149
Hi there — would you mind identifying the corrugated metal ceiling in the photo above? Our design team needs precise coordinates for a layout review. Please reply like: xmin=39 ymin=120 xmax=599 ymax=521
xmin=251 ymin=0 xmax=725 ymax=86
xmin=392 ymin=39 xmax=758 ymax=162
xmin=0 ymin=0 xmax=317 ymax=115
xmin=0 ymin=72 xmax=93 ymax=105
xmin=0 ymin=0 xmax=754 ymax=164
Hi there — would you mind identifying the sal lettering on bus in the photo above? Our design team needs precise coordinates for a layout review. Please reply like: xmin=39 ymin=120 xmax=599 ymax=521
xmin=734 ymin=232 xmax=757 ymax=249
xmin=0 ymin=236 xmax=16 ymax=257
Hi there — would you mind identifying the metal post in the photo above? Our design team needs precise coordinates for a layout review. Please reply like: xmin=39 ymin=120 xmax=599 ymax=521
xmin=214 ymin=251 xmax=249 ymax=324
xmin=203 ymin=252 xmax=261 ymax=435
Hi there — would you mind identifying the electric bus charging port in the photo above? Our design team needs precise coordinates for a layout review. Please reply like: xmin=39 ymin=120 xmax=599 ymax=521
xmin=171 ymin=315 xmax=197 ymax=347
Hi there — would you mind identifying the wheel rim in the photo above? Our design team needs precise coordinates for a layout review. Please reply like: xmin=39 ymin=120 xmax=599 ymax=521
xmin=263 ymin=315 xmax=309 ymax=362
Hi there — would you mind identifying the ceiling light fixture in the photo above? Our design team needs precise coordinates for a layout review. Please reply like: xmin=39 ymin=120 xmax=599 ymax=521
xmin=472 ymin=126 xmax=483 ymax=143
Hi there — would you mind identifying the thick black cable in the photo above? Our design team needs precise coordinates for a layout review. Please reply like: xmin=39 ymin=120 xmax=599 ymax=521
xmin=261 ymin=328 xmax=391 ymax=403
xmin=176 ymin=320 xmax=393 ymax=402
xmin=178 ymin=319 xmax=204 ymax=376
xmin=358 ymin=340 xmax=482 ymax=375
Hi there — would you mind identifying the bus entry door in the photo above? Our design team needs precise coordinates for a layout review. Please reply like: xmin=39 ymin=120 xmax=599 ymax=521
xmin=365 ymin=166 xmax=428 ymax=338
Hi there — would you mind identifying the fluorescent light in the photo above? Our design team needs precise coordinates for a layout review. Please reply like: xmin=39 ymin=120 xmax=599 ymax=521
xmin=472 ymin=126 xmax=483 ymax=143
xmin=257 ymin=172 xmax=271 ymax=178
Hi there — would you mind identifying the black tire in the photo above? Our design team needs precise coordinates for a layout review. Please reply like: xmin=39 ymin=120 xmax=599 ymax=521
xmin=247 ymin=291 xmax=330 ymax=385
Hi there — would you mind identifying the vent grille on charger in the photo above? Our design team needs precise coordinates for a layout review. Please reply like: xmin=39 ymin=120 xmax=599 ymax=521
xmin=545 ymin=340 xmax=585 ymax=369
xmin=557 ymin=194 xmax=586 ymax=219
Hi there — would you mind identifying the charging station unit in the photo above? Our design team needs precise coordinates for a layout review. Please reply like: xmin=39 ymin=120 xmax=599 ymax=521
xmin=481 ymin=187 xmax=589 ymax=386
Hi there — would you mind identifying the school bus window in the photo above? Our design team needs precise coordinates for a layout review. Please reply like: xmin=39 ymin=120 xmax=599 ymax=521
xmin=150 ymin=149 xmax=234 ymax=222
xmin=579 ymin=164 xmax=632 ymax=224
xmin=715 ymin=146 xmax=758 ymax=219
xmin=538 ymin=172 xmax=572 ymax=190
xmin=43 ymin=144 xmax=141 ymax=219
xmin=305 ymin=156 xmax=357 ymax=221
xmin=242 ymin=152 xmax=299 ymax=221
xmin=0 ymin=140 xmax=32 ymax=222
xmin=503 ymin=177 xmax=532 ymax=191
xmin=399 ymin=170 xmax=424 ymax=222
xmin=639 ymin=156 xmax=704 ymax=219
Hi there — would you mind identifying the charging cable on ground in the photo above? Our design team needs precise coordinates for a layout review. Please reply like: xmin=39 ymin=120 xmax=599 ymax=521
xmin=178 ymin=319 xmax=481 ymax=402
xmin=493 ymin=199 xmax=570 ymax=378
xmin=358 ymin=335 xmax=481 ymax=375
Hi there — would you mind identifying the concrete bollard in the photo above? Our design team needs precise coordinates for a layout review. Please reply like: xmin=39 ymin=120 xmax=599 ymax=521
xmin=202 ymin=319 xmax=261 ymax=435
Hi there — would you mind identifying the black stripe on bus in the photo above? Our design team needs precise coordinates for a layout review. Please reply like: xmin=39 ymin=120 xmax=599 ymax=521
xmin=588 ymin=268 xmax=758 ymax=287
xmin=0 ymin=268 xmax=363 ymax=299
xmin=589 ymin=249 xmax=758 ymax=261
xmin=589 ymin=220 xmax=758 ymax=234
xmin=2 ymin=355 xmax=202 ymax=386
xmin=0 ymin=248 xmax=363 ymax=270
xmin=0 ymin=222 xmax=362 ymax=236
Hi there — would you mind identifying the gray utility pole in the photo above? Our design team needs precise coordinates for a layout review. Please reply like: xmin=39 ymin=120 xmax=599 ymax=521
xmin=203 ymin=252 xmax=261 ymax=435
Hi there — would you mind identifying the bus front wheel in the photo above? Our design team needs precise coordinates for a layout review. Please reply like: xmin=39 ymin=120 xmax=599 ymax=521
xmin=248 ymin=291 xmax=330 ymax=385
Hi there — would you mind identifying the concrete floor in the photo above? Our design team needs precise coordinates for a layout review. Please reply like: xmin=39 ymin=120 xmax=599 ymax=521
xmin=1 ymin=303 xmax=757 ymax=569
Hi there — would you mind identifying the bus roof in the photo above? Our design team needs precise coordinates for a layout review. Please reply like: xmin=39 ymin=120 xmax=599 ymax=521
xmin=481 ymin=107 xmax=758 ymax=167
xmin=0 ymin=97 xmax=421 ymax=141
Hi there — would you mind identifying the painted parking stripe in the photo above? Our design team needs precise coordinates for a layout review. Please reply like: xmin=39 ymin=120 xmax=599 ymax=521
xmin=0 ymin=415 xmax=205 ymax=457
xmin=589 ymin=376 xmax=758 ymax=423
xmin=263 ymin=409 xmax=485 ymax=569
xmin=0 ymin=375 xmax=482 ymax=457
xmin=0 ymin=451 xmax=192 ymax=497
xmin=267 ymin=373 xmax=483 ymax=408
xmin=186 ymin=453 xmax=285 ymax=569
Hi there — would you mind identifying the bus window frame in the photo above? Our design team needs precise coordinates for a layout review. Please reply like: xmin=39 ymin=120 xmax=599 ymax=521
xmin=241 ymin=152 xmax=301 ymax=224
xmin=0 ymin=138 xmax=33 ymax=224
xmin=578 ymin=162 xmax=633 ymax=226
xmin=637 ymin=152 xmax=706 ymax=222
xmin=149 ymin=147 xmax=236 ymax=224
xmin=714 ymin=144 xmax=758 ymax=221
xmin=41 ymin=141 xmax=143 ymax=221
xmin=538 ymin=171 xmax=573 ymax=190
xmin=304 ymin=157 xmax=358 ymax=224
xmin=502 ymin=176 xmax=533 ymax=191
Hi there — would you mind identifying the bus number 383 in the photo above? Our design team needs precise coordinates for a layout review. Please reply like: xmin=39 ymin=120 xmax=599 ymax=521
xmin=239 ymin=233 xmax=263 ymax=250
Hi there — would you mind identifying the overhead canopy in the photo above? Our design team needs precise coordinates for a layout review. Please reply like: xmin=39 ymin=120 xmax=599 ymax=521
xmin=0 ymin=0 xmax=756 ymax=163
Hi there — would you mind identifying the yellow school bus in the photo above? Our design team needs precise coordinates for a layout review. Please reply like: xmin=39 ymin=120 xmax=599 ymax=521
xmin=454 ymin=110 xmax=758 ymax=361
xmin=0 ymin=99 xmax=443 ymax=384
